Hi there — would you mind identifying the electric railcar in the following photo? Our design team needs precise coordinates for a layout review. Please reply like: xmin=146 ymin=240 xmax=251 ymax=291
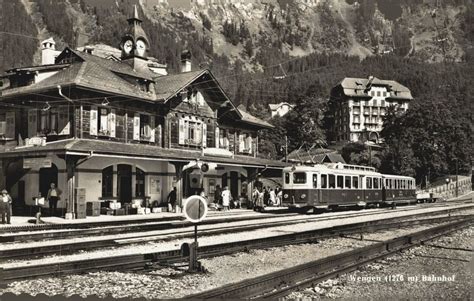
xmin=282 ymin=163 xmax=416 ymax=210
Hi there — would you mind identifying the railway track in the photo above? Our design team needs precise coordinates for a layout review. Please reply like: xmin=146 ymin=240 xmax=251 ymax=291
xmin=0 ymin=212 xmax=472 ymax=285
xmin=1 ymin=203 xmax=472 ymax=260
xmin=3 ymin=199 xmax=470 ymax=243
xmin=187 ymin=218 xmax=473 ymax=299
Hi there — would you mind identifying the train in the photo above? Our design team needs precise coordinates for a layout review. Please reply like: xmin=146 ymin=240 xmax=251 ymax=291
xmin=281 ymin=163 xmax=420 ymax=211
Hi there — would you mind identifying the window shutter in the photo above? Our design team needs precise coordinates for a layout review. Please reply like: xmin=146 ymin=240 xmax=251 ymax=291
xmin=149 ymin=116 xmax=155 ymax=143
xmin=133 ymin=113 xmax=140 ymax=140
xmin=58 ymin=107 xmax=70 ymax=135
xmin=28 ymin=110 xmax=37 ymax=137
xmin=247 ymin=136 xmax=253 ymax=154
xmin=108 ymin=109 xmax=116 ymax=137
xmin=239 ymin=133 xmax=245 ymax=153
xmin=215 ymin=127 xmax=220 ymax=148
xmin=202 ymin=123 xmax=207 ymax=147
xmin=178 ymin=118 xmax=185 ymax=144
xmin=90 ymin=106 xmax=98 ymax=135
xmin=5 ymin=111 xmax=15 ymax=139
xmin=156 ymin=124 xmax=161 ymax=146
xmin=195 ymin=122 xmax=202 ymax=145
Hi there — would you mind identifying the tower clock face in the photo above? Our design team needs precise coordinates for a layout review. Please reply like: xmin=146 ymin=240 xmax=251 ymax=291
xmin=136 ymin=39 xmax=146 ymax=56
xmin=123 ymin=39 xmax=133 ymax=54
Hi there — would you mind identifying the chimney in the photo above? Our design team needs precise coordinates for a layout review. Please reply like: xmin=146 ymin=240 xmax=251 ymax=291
xmin=41 ymin=37 xmax=57 ymax=65
xmin=181 ymin=50 xmax=192 ymax=73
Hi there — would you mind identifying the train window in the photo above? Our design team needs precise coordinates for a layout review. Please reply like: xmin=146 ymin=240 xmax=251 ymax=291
xmin=293 ymin=172 xmax=307 ymax=184
xmin=366 ymin=177 xmax=372 ymax=189
xmin=285 ymin=173 xmax=290 ymax=184
xmin=313 ymin=174 xmax=318 ymax=188
xmin=337 ymin=175 xmax=343 ymax=189
xmin=321 ymin=174 xmax=328 ymax=188
xmin=329 ymin=174 xmax=336 ymax=188
xmin=374 ymin=178 xmax=379 ymax=189
xmin=345 ymin=176 xmax=351 ymax=189
xmin=353 ymin=176 xmax=359 ymax=189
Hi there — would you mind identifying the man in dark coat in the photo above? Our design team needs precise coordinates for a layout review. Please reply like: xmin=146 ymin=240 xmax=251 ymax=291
xmin=167 ymin=187 xmax=177 ymax=213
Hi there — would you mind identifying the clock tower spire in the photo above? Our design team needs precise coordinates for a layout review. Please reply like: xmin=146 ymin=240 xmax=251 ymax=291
xmin=120 ymin=5 xmax=150 ymax=60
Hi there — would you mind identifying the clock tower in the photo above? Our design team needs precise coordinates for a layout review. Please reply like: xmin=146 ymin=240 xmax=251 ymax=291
xmin=120 ymin=5 xmax=150 ymax=61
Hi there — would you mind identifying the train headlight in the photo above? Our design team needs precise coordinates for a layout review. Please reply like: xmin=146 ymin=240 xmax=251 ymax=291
xmin=283 ymin=194 xmax=289 ymax=199
xmin=300 ymin=194 xmax=306 ymax=199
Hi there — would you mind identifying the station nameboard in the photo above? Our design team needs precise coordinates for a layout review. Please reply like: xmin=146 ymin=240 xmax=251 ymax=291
xmin=23 ymin=157 xmax=52 ymax=169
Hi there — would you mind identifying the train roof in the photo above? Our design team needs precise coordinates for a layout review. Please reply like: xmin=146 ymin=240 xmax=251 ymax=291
xmin=283 ymin=164 xmax=415 ymax=180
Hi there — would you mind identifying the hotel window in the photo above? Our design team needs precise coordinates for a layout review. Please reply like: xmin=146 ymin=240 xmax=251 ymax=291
xmin=383 ymin=91 xmax=387 ymax=97
xmin=377 ymin=91 xmax=381 ymax=97
xmin=101 ymin=166 xmax=113 ymax=197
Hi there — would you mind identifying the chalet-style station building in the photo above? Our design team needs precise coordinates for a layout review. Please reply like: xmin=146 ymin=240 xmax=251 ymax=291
xmin=0 ymin=7 xmax=285 ymax=218
xmin=328 ymin=76 xmax=413 ymax=143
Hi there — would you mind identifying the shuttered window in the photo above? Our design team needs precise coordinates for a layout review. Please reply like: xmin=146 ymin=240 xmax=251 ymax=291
xmin=90 ymin=107 xmax=98 ymax=135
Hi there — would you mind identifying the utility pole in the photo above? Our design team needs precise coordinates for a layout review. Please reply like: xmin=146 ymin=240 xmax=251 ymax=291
xmin=455 ymin=158 xmax=458 ymax=197
xmin=285 ymin=135 xmax=288 ymax=163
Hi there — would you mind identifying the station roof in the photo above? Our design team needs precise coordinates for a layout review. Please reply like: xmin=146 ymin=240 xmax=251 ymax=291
xmin=0 ymin=139 xmax=288 ymax=169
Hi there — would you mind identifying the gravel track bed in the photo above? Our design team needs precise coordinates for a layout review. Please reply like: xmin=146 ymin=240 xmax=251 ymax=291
xmin=1 ymin=220 xmax=469 ymax=299
xmin=286 ymin=226 xmax=473 ymax=300
xmin=1 ymin=207 xmax=472 ymax=269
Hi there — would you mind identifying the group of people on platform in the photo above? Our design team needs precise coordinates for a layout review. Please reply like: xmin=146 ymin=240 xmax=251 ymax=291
xmin=165 ymin=184 xmax=283 ymax=213
xmin=0 ymin=183 xmax=62 ymax=224
xmin=251 ymin=186 xmax=283 ymax=212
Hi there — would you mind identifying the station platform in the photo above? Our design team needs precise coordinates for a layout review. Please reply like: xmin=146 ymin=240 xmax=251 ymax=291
xmin=0 ymin=207 xmax=288 ymax=229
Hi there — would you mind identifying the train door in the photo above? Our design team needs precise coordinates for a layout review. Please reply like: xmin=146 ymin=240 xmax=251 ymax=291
xmin=382 ymin=178 xmax=387 ymax=202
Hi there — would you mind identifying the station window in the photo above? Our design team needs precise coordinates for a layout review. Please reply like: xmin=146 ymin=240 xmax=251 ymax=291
xmin=337 ymin=175 xmax=344 ymax=189
xmin=353 ymin=176 xmax=359 ymax=189
xmin=374 ymin=178 xmax=379 ymax=189
xmin=321 ymin=174 xmax=328 ymax=189
xmin=345 ymin=176 xmax=352 ymax=189
xmin=313 ymin=174 xmax=318 ymax=188
xmin=329 ymin=174 xmax=336 ymax=188
xmin=285 ymin=173 xmax=290 ymax=184
xmin=366 ymin=177 xmax=372 ymax=189
xmin=293 ymin=172 xmax=306 ymax=184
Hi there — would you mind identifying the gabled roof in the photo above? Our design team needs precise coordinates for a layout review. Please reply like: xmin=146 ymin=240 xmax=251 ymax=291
xmin=60 ymin=48 xmax=157 ymax=81
xmin=237 ymin=106 xmax=273 ymax=129
xmin=154 ymin=69 xmax=207 ymax=101
xmin=287 ymin=148 xmax=346 ymax=164
xmin=335 ymin=77 xmax=413 ymax=100
xmin=1 ymin=60 xmax=155 ymax=100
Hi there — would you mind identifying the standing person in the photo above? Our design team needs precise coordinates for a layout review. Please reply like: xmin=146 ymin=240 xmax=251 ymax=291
xmin=221 ymin=186 xmax=231 ymax=211
xmin=255 ymin=187 xmax=265 ymax=212
xmin=1 ymin=189 xmax=12 ymax=224
xmin=263 ymin=187 xmax=270 ymax=206
xmin=46 ymin=183 xmax=61 ymax=217
xmin=269 ymin=188 xmax=277 ymax=206
xmin=167 ymin=187 xmax=177 ymax=213
xmin=276 ymin=188 xmax=283 ymax=207
xmin=214 ymin=185 xmax=222 ymax=205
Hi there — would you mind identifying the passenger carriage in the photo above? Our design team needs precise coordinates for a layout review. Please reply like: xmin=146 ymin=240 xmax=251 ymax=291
xmin=281 ymin=163 xmax=416 ymax=211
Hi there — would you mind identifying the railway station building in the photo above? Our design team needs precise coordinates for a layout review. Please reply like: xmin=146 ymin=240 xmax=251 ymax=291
xmin=0 ymin=8 xmax=286 ymax=218
xmin=328 ymin=76 xmax=413 ymax=144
